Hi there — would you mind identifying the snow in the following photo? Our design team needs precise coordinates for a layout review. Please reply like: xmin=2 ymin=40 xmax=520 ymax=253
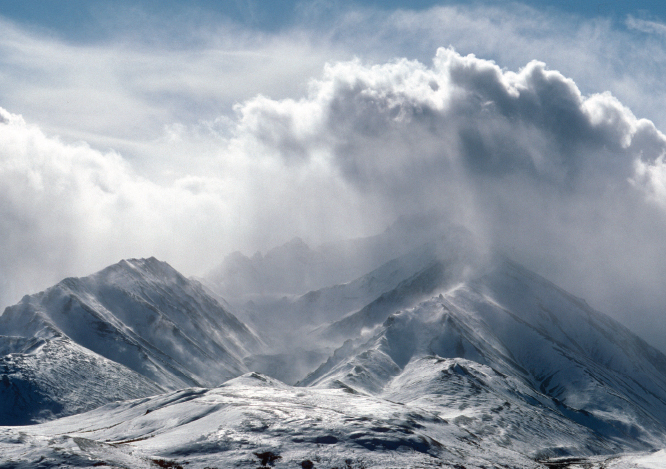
xmin=0 ymin=257 xmax=264 ymax=423
xmin=2 ymin=372 xmax=666 ymax=468
xmin=0 ymin=335 xmax=163 ymax=425
xmin=628 ymin=450 xmax=666 ymax=468
xmin=303 ymin=259 xmax=666 ymax=455
xmin=2 ymin=230 xmax=666 ymax=467
xmin=0 ymin=373 xmax=548 ymax=468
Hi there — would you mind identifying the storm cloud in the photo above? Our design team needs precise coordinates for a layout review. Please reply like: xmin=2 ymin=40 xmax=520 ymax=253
xmin=2 ymin=4 xmax=666 ymax=350
xmin=233 ymin=48 xmax=666 ymax=346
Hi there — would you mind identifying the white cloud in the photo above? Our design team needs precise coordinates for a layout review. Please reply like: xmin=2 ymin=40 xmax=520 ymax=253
xmin=0 ymin=16 xmax=343 ymax=166
xmin=309 ymin=4 xmax=666 ymax=132
xmin=2 ymin=3 xmax=666 ymax=350
xmin=228 ymin=47 xmax=666 ymax=349
xmin=626 ymin=15 xmax=666 ymax=36
xmin=0 ymin=103 xmax=375 ymax=306
xmin=232 ymin=47 xmax=666 ymax=197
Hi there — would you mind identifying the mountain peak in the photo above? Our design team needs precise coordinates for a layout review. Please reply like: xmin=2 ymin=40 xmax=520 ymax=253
xmin=0 ymin=257 xmax=263 ymax=422
xmin=107 ymin=256 xmax=174 ymax=274
xmin=264 ymin=236 xmax=312 ymax=260
xmin=94 ymin=256 xmax=187 ymax=290
xmin=4 ymin=240 xmax=666 ymax=466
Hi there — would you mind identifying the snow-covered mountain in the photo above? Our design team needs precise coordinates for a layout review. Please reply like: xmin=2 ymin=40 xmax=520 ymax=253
xmin=0 ymin=335 xmax=163 ymax=425
xmin=301 ymin=260 xmax=666 ymax=454
xmin=0 ymin=373 xmax=540 ymax=468
xmin=3 ymin=237 xmax=666 ymax=467
xmin=217 ymin=226 xmax=483 ymax=384
xmin=0 ymin=257 xmax=262 ymax=423
xmin=205 ymin=213 xmax=457 ymax=303
xmin=239 ymin=228 xmax=478 ymax=339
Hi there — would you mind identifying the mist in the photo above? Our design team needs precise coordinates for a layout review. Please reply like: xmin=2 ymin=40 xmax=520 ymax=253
xmin=1 ymin=3 xmax=666 ymax=351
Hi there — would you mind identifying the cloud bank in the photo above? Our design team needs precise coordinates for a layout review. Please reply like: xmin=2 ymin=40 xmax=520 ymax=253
xmin=2 ymin=4 xmax=666 ymax=350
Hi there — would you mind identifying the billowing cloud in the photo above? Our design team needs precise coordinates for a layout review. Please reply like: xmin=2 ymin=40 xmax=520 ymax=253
xmin=0 ymin=107 xmax=212 ymax=299
xmin=2 ymin=3 xmax=666 ymax=351
xmin=230 ymin=48 xmax=666 ymax=348
xmin=0 ymin=104 xmax=372 ymax=305
xmin=235 ymin=48 xmax=666 ymax=203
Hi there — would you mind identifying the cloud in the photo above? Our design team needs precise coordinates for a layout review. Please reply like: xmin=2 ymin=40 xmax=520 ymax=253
xmin=0 ymin=103 xmax=375 ymax=306
xmin=304 ymin=4 xmax=666 ymax=133
xmin=0 ymin=15 xmax=343 ymax=163
xmin=2 ymin=3 xmax=666 ymax=351
xmin=0 ymin=106 xmax=244 ymax=301
xmin=235 ymin=48 xmax=666 ymax=197
xmin=626 ymin=15 xmax=666 ymax=36
xmin=230 ymin=47 xmax=666 ymax=349
xmin=4 ymin=2 xmax=666 ymax=158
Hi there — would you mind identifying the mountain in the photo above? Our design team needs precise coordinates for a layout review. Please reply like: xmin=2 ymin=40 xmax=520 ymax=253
xmin=301 ymin=260 xmax=666 ymax=455
xmin=205 ymin=213 xmax=456 ymax=303
xmin=0 ymin=335 xmax=163 ymax=425
xmin=218 ymin=227 xmax=482 ymax=384
xmin=3 ymin=237 xmax=666 ymax=466
xmin=0 ymin=257 xmax=263 ymax=423
xmin=0 ymin=373 xmax=517 ymax=468
xmin=245 ymin=228 xmax=478 ymax=333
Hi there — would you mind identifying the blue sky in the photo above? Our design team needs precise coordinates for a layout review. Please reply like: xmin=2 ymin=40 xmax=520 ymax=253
xmin=2 ymin=0 xmax=666 ymax=40
xmin=2 ymin=0 xmax=666 ymax=350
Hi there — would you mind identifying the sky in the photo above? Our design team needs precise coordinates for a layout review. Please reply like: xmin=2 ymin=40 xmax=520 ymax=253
xmin=2 ymin=1 xmax=666 ymax=350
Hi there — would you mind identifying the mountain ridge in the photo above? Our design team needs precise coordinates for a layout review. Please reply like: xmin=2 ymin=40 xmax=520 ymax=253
xmin=2 ymin=246 xmax=666 ymax=467
xmin=300 ymin=259 xmax=666 ymax=453
xmin=0 ymin=256 xmax=263 ymax=423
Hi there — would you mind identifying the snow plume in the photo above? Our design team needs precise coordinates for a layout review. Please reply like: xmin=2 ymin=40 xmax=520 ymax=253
xmin=231 ymin=48 xmax=666 ymax=349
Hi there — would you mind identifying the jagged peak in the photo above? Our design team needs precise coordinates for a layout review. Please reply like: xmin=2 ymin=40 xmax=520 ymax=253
xmin=114 ymin=256 xmax=172 ymax=272
xmin=93 ymin=256 xmax=187 ymax=287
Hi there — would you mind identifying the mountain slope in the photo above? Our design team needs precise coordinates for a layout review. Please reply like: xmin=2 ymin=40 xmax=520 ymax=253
xmin=0 ymin=335 xmax=164 ymax=425
xmin=2 ymin=372 xmax=664 ymax=468
xmin=223 ymin=229 xmax=480 ymax=384
xmin=0 ymin=373 xmax=566 ymax=469
xmin=0 ymin=257 xmax=262 ymax=389
xmin=241 ymin=231 xmax=476 ymax=342
xmin=0 ymin=257 xmax=264 ymax=423
xmin=1 ymin=251 xmax=666 ymax=465
xmin=301 ymin=260 xmax=666 ymax=454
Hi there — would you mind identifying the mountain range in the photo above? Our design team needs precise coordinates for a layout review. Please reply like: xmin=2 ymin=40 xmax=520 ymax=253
xmin=1 ymin=227 xmax=666 ymax=468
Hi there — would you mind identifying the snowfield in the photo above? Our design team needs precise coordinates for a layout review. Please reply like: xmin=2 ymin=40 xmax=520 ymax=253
xmin=0 ymin=373 xmax=665 ymax=468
